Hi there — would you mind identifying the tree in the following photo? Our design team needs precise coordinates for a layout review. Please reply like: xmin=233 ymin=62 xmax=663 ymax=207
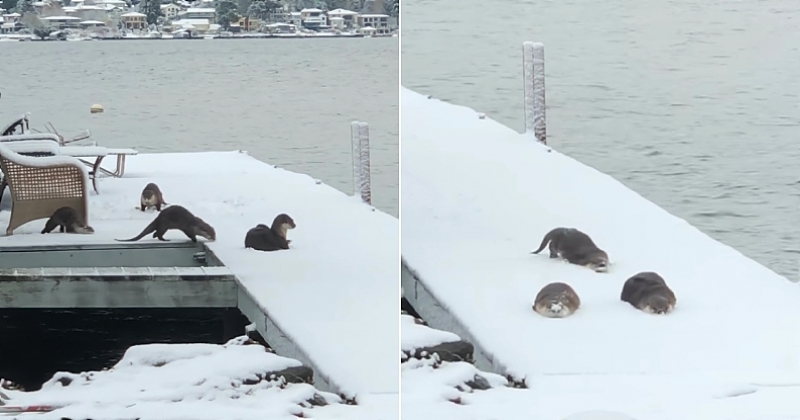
xmin=384 ymin=0 xmax=397 ymax=18
xmin=322 ymin=0 xmax=349 ymax=11
xmin=1 ymin=0 xmax=20 ymax=13
xmin=138 ymin=0 xmax=162 ymax=25
xmin=20 ymin=13 xmax=53 ymax=39
xmin=246 ymin=0 xmax=279 ymax=20
xmin=215 ymin=0 xmax=240 ymax=29
xmin=14 ymin=0 xmax=34 ymax=13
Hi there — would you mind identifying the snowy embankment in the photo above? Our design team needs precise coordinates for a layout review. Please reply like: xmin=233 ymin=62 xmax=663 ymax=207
xmin=400 ymin=87 xmax=800 ymax=419
xmin=1 ymin=337 xmax=391 ymax=420
xmin=0 ymin=150 xmax=398 ymax=418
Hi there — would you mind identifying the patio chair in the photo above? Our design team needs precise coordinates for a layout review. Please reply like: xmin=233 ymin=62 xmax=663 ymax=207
xmin=0 ymin=144 xmax=89 ymax=235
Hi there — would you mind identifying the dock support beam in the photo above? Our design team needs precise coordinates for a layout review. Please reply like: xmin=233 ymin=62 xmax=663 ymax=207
xmin=523 ymin=41 xmax=547 ymax=144
xmin=350 ymin=121 xmax=372 ymax=205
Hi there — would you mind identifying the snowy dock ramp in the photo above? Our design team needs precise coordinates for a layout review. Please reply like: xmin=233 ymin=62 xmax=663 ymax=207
xmin=0 ymin=150 xmax=399 ymax=400
xmin=401 ymin=88 xmax=800 ymax=415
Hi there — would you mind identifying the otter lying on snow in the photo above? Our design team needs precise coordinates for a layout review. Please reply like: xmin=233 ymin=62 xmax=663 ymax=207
xmin=245 ymin=214 xmax=296 ymax=251
xmin=620 ymin=271 xmax=677 ymax=315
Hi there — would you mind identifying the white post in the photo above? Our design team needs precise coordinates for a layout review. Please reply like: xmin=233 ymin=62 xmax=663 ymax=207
xmin=350 ymin=121 xmax=362 ymax=198
xmin=357 ymin=122 xmax=372 ymax=205
xmin=523 ymin=41 xmax=547 ymax=144
xmin=350 ymin=121 xmax=372 ymax=205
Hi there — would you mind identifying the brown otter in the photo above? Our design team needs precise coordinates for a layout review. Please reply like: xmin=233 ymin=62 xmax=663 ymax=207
xmin=139 ymin=182 xmax=167 ymax=212
xmin=244 ymin=214 xmax=296 ymax=251
xmin=531 ymin=227 xmax=609 ymax=272
xmin=116 ymin=205 xmax=215 ymax=243
xmin=620 ymin=271 xmax=677 ymax=315
xmin=41 ymin=207 xmax=94 ymax=234
xmin=533 ymin=282 xmax=581 ymax=318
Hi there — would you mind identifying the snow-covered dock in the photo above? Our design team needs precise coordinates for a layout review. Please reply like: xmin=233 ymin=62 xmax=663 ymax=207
xmin=401 ymin=87 xmax=800 ymax=419
xmin=0 ymin=151 xmax=399 ymax=408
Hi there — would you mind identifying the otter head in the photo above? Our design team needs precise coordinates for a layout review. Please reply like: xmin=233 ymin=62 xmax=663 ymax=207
xmin=585 ymin=251 xmax=610 ymax=273
xmin=535 ymin=299 xmax=573 ymax=318
xmin=272 ymin=213 xmax=296 ymax=239
xmin=643 ymin=295 xmax=672 ymax=315
xmin=193 ymin=218 xmax=216 ymax=241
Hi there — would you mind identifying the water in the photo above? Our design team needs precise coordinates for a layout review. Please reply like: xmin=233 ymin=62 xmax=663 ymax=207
xmin=401 ymin=0 xmax=800 ymax=279
xmin=0 ymin=38 xmax=399 ymax=217
xmin=0 ymin=308 xmax=252 ymax=390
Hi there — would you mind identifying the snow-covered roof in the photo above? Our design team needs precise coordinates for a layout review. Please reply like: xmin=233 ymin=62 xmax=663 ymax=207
xmin=95 ymin=0 xmax=126 ymax=4
xmin=172 ymin=18 xmax=209 ymax=26
xmin=160 ymin=3 xmax=180 ymax=8
xmin=401 ymin=87 xmax=800 ymax=418
xmin=360 ymin=14 xmax=389 ymax=17
xmin=327 ymin=8 xmax=357 ymax=15
xmin=185 ymin=7 xmax=214 ymax=13
xmin=79 ymin=19 xmax=105 ymax=24
xmin=120 ymin=11 xmax=145 ymax=16
xmin=3 ymin=12 xmax=21 ymax=16
xmin=300 ymin=8 xmax=322 ymax=12
xmin=42 ymin=15 xmax=81 ymax=19
xmin=76 ymin=5 xmax=102 ymax=9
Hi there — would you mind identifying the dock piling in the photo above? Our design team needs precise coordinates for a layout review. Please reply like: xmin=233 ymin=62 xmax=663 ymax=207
xmin=350 ymin=121 xmax=372 ymax=205
xmin=523 ymin=41 xmax=547 ymax=144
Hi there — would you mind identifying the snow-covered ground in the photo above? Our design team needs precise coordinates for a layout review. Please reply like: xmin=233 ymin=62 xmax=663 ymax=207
xmin=0 ymin=150 xmax=398 ymax=417
xmin=1 ymin=336 xmax=393 ymax=419
xmin=400 ymin=87 xmax=800 ymax=419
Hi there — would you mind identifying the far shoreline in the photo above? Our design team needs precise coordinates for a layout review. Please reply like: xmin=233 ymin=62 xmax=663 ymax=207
xmin=0 ymin=33 xmax=399 ymax=42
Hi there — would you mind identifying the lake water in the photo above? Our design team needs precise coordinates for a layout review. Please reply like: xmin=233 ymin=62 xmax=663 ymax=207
xmin=0 ymin=38 xmax=399 ymax=217
xmin=401 ymin=0 xmax=799 ymax=279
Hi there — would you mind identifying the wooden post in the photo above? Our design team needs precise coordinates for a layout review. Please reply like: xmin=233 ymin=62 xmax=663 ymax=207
xmin=350 ymin=121 xmax=372 ymax=205
xmin=523 ymin=41 xmax=547 ymax=144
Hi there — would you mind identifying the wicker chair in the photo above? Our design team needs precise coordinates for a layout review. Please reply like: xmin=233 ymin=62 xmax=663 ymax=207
xmin=0 ymin=144 xmax=89 ymax=235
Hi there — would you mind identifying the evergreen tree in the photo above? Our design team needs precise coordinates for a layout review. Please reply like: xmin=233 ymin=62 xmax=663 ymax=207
xmin=14 ymin=0 xmax=34 ymax=14
xmin=215 ymin=0 xmax=240 ymax=29
xmin=246 ymin=0 xmax=279 ymax=19
xmin=384 ymin=0 xmax=397 ymax=17
xmin=139 ymin=0 xmax=163 ymax=25
xmin=1 ymin=0 xmax=20 ymax=13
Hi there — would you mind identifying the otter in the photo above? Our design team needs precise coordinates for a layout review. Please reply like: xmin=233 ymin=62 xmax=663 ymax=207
xmin=244 ymin=214 xmax=296 ymax=251
xmin=41 ymin=207 xmax=94 ymax=234
xmin=139 ymin=182 xmax=167 ymax=212
xmin=116 ymin=205 xmax=215 ymax=243
xmin=531 ymin=227 xmax=609 ymax=272
xmin=620 ymin=271 xmax=677 ymax=315
xmin=533 ymin=282 xmax=581 ymax=318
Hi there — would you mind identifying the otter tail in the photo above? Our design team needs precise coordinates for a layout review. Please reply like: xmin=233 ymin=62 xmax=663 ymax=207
xmin=531 ymin=228 xmax=561 ymax=254
xmin=116 ymin=220 xmax=158 ymax=242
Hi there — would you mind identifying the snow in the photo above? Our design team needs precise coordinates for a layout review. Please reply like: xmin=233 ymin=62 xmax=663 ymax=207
xmin=0 ymin=140 xmax=61 ymax=155
xmin=121 ymin=11 xmax=146 ymax=17
xmin=400 ymin=87 xmax=800 ymax=419
xmin=0 ymin=337 xmax=389 ymax=420
xmin=0 ymin=151 xmax=398 ymax=407
xmin=400 ymin=315 xmax=460 ymax=352
xmin=58 ymin=145 xmax=108 ymax=157
xmin=42 ymin=15 xmax=81 ymax=20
